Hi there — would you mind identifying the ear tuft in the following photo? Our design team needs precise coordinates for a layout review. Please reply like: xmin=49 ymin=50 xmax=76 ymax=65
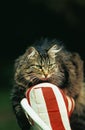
xmin=27 ymin=47 xmax=38 ymax=59
xmin=48 ymin=44 xmax=62 ymax=58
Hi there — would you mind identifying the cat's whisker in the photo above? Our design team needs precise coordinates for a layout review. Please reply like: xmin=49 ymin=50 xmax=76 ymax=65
xmin=31 ymin=76 xmax=40 ymax=84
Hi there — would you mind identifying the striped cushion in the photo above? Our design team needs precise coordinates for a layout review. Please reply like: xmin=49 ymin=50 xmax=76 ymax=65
xmin=21 ymin=83 xmax=75 ymax=130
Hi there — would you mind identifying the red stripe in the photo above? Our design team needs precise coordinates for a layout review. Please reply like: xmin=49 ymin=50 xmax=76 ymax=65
xmin=26 ymin=87 xmax=32 ymax=105
xmin=68 ymin=97 xmax=75 ymax=117
xmin=42 ymin=87 xmax=65 ymax=130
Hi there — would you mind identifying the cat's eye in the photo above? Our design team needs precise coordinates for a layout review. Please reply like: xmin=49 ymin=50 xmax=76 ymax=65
xmin=31 ymin=64 xmax=42 ymax=69
xmin=35 ymin=65 xmax=42 ymax=69
xmin=49 ymin=63 xmax=56 ymax=68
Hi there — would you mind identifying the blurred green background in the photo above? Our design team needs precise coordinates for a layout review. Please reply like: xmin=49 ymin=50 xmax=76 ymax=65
xmin=0 ymin=60 xmax=20 ymax=130
xmin=0 ymin=0 xmax=85 ymax=130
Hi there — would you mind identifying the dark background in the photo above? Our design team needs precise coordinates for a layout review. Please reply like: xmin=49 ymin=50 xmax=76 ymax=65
xmin=0 ymin=1 xmax=85 ymax=130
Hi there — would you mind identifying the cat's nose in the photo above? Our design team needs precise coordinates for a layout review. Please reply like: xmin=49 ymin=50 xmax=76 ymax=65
xmin=44 ymin=73 xmax=48 ymax=78
xmin=42 ymin=68 xmax=48 ymax=78
xmin=43 ymin=70 xmax=48 ymax=78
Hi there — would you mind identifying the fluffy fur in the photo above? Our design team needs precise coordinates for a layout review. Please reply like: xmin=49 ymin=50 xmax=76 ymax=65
xmin=11 ymin=38 xmax=85 ymax=130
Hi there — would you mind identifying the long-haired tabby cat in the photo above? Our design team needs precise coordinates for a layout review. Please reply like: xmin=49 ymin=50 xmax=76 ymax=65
xmin=11 ymin=38 xmax=85 ymax=130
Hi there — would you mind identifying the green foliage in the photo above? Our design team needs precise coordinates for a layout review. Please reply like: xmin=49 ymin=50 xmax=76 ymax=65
xmin=0 ymin=90 xmax=19 ymax=130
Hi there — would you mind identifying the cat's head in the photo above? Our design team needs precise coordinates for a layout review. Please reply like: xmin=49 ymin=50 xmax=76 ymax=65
xmin=15 ymin=43 xmax=65 ymax=87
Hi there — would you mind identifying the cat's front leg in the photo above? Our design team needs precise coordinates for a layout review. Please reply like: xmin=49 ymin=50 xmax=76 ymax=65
xmin=11 ymin=84 xmax=31 ymax=130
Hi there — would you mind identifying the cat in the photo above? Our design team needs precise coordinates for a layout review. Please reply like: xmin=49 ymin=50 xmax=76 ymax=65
xmin=11 ymin=38 xmax=85 ymax=130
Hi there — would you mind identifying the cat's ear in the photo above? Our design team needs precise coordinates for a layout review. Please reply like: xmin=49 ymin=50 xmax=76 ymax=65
xmin=27 ymin=47 xmax=39 ymax=59
xmin=48 ymin=44 xmax=62 ymax=58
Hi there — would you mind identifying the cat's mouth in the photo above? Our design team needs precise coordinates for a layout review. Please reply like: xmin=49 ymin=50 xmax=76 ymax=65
xmin=36 ymin=77 xmax=50 ymax=83
xmin=40 ymin=78 xmax=49 ymax=81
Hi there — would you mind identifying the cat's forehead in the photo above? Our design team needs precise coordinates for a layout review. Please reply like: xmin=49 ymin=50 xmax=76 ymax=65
xmin=38 ymin=54 xmax=56 ymax=65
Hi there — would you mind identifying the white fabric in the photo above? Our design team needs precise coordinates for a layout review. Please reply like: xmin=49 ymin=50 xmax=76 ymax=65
xmin=21 ymin=98 xmax=51 ymax=130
